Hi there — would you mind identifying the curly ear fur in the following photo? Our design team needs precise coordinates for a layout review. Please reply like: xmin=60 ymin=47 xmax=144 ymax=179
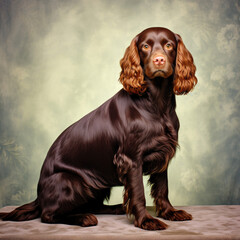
xmin=173 ymin=34 xmax=197 ymax=95
xmin=119 ymin=36 xmax=147 ymax=95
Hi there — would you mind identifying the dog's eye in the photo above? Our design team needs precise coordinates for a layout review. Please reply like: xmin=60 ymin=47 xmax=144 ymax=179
xmin=165 ymin=43 xmax=173 ymax=50
xmin=142 ymin=44 xmax=150 ymax=50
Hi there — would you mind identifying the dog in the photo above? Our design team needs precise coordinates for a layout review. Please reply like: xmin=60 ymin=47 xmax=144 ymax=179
xmin=0 ymin=27 xmax=197 ymax=230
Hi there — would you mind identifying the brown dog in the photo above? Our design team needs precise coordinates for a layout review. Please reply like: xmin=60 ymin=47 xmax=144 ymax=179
xmin=0 ymin=27 xmax=197 ymax=230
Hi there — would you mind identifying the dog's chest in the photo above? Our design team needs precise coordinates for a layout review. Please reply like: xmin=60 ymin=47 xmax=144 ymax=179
xmin=141 ymin=116 xmax=178 ymax=174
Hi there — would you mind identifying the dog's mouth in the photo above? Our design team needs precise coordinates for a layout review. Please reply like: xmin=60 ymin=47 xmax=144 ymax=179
xmin=144 ymin=69 xmax=166 ymax=79
xmin=154 ymin=70 xmax=165 ymax=74
xmin=152 ymin=67 xmax=173 ymax=79
xmin=144 ymin=64 xmax=173 ymax=79
xmin=152 ymin=70 xmax=167 ymax=78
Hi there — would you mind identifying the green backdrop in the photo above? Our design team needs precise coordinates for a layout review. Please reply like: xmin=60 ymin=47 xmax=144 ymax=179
xmin=0 ymin=0 xmax=239 ymax=208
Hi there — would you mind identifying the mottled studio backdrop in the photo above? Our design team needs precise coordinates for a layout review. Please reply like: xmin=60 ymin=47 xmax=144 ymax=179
xmin=0 ymin=0 xmax=239 ymax=208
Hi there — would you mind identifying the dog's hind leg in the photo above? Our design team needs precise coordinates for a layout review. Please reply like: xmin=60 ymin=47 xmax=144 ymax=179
xmin=38 ymin=172 xmax=98 ymax=226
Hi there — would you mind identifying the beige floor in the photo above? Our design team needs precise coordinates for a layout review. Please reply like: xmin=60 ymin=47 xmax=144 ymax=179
xmin=0 ymin=205 xmax=240 ymax=240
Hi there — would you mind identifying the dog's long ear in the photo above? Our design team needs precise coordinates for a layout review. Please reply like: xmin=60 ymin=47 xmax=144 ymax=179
xmin=119 ymin=36 xmax=147 ymax=95
xmin=173 ymin=34 xmax=197 ymax=95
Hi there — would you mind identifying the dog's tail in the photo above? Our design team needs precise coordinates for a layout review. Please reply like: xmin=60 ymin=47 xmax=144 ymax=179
xmin=0 ymin=199 xmax=41 ymax=221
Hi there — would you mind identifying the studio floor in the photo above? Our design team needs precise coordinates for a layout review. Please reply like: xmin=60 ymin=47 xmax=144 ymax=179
xmin=0 ymin=205 xmax=239 ymax=240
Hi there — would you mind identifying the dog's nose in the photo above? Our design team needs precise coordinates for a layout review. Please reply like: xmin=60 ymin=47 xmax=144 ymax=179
xmin=153 ymin=55 xmax=166 ymax=66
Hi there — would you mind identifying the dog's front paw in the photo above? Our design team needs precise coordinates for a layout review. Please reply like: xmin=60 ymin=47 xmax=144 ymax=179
xmin=159 ymin=208 xmax=192 ymax=221
xmin=136 ymin=216 xmax=168 ymax=231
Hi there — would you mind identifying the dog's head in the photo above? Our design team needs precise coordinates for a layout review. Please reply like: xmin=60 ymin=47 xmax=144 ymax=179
xmin=119 ymin=27 xmax=197 ymax=95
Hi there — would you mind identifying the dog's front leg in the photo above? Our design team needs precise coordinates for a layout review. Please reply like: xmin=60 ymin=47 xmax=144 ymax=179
xmin=149 ymin=170 xmax=192 ymax=221
xmin=114 ymin=153 xmax=167 ymax=230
